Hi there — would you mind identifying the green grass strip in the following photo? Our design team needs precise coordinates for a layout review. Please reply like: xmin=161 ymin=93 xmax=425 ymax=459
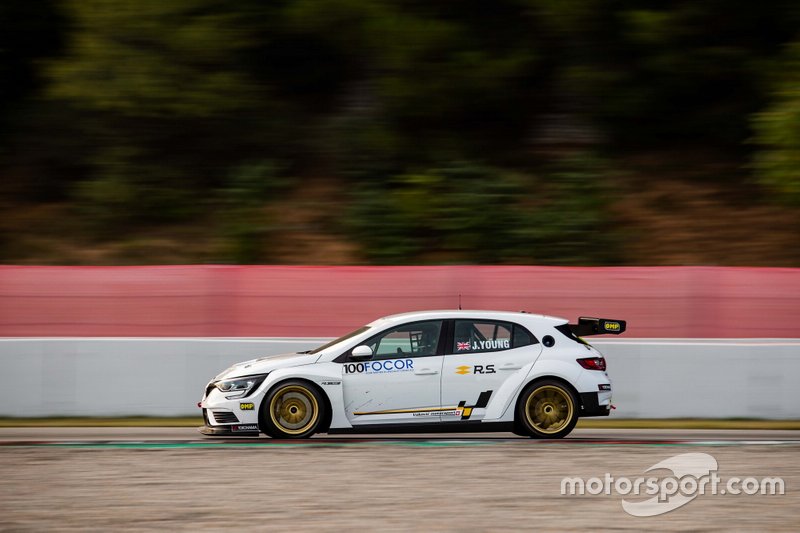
xmin=576 ymin=419 xmax=800 ymax=430
xmin=0 ymin=417 xmax=203 ymax=427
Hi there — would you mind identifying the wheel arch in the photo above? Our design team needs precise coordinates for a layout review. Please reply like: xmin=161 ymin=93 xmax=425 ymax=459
xmin=259 ymin=377 xmax=334 ymax=433
xmin=514 ymin=375 xmax=581 ymax=421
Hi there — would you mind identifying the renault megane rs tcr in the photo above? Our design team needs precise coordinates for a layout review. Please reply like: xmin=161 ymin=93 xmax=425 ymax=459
xmin=199 ymin=310 xmax=625 ymax=439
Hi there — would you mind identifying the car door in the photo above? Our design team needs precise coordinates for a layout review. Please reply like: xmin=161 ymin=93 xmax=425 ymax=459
xmin=441 ymin=319 xmax=541 ymax=422
xmin=341 ymin=320 xmax=445 ymax=425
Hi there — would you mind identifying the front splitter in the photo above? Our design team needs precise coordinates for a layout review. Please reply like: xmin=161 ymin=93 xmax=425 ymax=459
xmin=197 ymin=425 xmax=260 ymax=437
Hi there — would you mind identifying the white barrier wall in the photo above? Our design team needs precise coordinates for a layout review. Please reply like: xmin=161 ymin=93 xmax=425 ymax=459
xmin=1 ymin=338 xmax=798 ymax=419
xmin=592 ymin=339 xmax=800 ymax=419
xmin=0 ymin=338 xmax=324 ymax=418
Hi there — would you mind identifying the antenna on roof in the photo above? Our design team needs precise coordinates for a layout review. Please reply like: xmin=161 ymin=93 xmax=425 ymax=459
xmin=458 ymin=294 xmax=462 ymax=310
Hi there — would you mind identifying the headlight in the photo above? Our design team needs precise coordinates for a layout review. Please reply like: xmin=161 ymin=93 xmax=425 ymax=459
xmin=214 ymin=374 xmax=267 ymax=399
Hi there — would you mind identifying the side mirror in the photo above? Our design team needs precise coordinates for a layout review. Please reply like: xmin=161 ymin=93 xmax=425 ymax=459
xmin=351 ymin=345 xmax=373 ymax=361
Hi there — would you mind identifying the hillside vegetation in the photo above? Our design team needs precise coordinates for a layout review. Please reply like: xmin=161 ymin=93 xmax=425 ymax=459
xmin=1 ymin=1 xmax=799 ymax=265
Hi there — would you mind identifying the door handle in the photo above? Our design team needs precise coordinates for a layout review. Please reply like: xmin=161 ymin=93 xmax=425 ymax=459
xmin=414 ymin=368 xmax=439 ymax=375
xmin=499 ymin=364 xmax=522 ymax=371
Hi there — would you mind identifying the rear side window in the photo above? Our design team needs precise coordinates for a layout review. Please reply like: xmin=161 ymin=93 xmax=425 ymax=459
xmin=452 ymin=320 xmax=537 ymax=354
xmin=513 ymin=326 xmax=534 ymax=348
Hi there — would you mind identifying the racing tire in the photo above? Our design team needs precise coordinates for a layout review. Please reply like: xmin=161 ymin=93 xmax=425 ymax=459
xmin=515 ymin=380 xmax=579 ymax=439
xmin=260 ymin=380 xmax=325 ymax=439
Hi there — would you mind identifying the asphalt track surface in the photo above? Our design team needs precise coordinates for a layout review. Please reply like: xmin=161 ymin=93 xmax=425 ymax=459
xmin=1 ymin=429 xmax=797 ymax=531
xmin=1 ymin=427 xmax=800 ymax=445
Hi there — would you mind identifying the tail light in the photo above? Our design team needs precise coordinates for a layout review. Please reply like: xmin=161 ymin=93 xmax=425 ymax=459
xmin=577 ymin=357 xmax=606 ymax=371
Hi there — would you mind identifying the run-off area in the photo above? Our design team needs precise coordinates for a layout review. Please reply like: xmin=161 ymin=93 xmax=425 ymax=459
xmin=0 ymin=444 xmax=797 ymax=530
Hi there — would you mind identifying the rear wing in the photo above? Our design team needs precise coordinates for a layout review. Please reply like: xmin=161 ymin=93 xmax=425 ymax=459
xmin=569 ymin=317 xmax=626 ymax=336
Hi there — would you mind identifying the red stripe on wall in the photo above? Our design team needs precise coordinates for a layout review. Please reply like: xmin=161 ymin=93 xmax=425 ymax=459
xmin=0 ymin=266 xmax=798 ymax=338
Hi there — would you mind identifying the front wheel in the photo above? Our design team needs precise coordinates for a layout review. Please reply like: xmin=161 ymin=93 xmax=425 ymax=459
xmin=260 ymin=380 xmax=325 ymax=439
xmin=516 ymin=380 xmax=579 ymax=439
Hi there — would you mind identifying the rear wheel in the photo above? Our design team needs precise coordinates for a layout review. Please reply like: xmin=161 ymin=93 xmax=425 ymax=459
xmin=261 ymin=380 xmax=324 ymax=439
xmin=516 ymin=380 xmax=578 ymax=439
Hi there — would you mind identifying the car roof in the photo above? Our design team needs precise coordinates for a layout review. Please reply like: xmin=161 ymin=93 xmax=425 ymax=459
xmin=367 ymin=309 xmax=568 ymax=327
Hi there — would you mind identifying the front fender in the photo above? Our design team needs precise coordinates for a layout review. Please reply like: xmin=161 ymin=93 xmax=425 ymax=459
xmin=253 ymin=363 xmax=351 ymax=430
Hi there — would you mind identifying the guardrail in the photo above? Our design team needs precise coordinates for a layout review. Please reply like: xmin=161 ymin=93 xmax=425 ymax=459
xmin=2 ymin=338 xmax=797 ymax=419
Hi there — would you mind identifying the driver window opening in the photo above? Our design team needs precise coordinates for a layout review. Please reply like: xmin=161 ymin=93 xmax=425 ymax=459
xmin=364 ymin=320 xmax=443 ymax=360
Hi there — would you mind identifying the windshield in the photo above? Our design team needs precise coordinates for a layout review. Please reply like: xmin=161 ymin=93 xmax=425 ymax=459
xmin=308 ymin=326 xmax=371 ymax=354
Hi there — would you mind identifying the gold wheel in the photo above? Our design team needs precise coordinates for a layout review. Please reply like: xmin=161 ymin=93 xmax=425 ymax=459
xmin=269 ymin=384 xmax=319 ymax=436
xmin=524 ymin=384 xmax=574 ymax=435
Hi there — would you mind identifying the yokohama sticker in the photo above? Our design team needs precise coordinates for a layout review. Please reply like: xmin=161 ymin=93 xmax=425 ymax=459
xmin=231 ymin=424 xmax=259 ymax=432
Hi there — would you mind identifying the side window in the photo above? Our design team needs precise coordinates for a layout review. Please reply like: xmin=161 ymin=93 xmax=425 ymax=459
xmin=359 ymin=320 xmax=443 ymax=360
xmin=452 ymin=320 xmax=538 ymax=354
xmin=453 ymin=320 xmax=512 ymax=353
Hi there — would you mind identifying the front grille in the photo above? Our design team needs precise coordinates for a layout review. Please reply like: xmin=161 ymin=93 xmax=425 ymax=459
xmin=212 ymin=411 xmax=239 ymax=424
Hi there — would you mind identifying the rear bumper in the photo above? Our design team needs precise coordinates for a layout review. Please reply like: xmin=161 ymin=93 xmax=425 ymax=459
xmin=579 ymin=392 xmax=612 ymax=417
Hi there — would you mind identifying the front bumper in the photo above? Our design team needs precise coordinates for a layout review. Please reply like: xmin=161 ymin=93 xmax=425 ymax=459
xmin=198 ymin=409 xmax=261 ymax=436
xmin=199 ymin=379 xmax=264 ymax=435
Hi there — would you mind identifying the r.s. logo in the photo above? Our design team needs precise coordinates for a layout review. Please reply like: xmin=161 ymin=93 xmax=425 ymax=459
xmin=455 ymin=364 xmax=496 ymax=375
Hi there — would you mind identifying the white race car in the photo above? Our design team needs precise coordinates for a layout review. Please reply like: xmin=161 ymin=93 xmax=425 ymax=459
xmin=199 ymin=310 xmax=625 ymax=439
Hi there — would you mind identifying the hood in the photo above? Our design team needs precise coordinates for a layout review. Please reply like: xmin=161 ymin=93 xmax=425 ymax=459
xmin=214 ymin=352 xmax=319 ymax=380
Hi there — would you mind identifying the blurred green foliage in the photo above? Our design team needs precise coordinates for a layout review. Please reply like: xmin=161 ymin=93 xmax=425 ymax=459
xmin=348 ymin=158 xmax=618 ymax=264
xmin=216 ymin=161 xmax=290 ymax=264
xmin=753 ymin=43 xmax=800 ymax=204
xmin=1 ymin=0 xmax=799 ymax=263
